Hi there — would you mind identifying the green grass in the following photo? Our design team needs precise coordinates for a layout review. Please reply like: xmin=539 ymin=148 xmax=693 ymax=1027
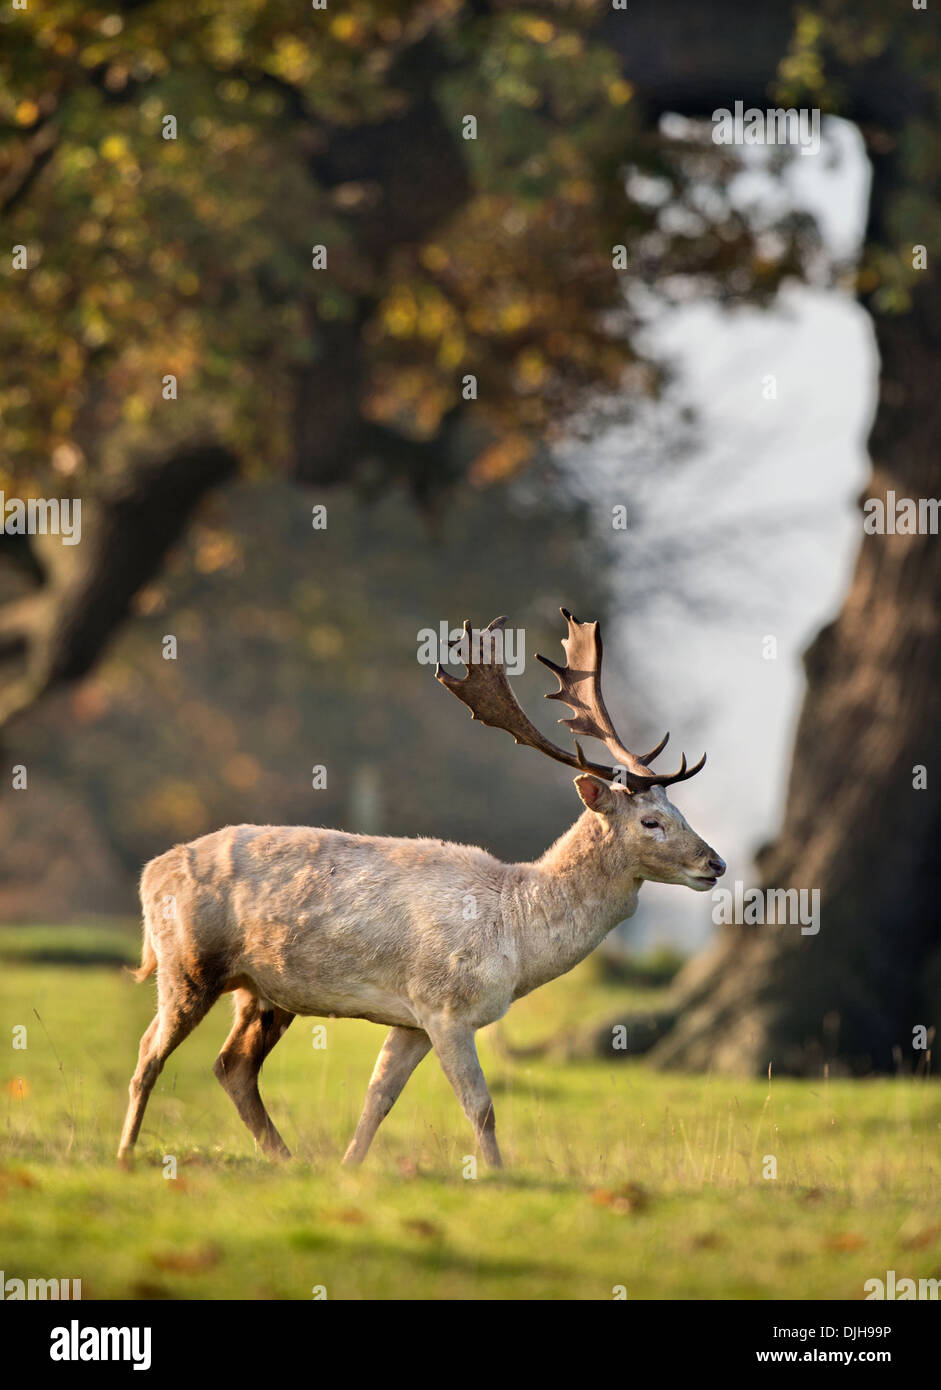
xmin=1 ymin=927 xmax=939 ymax=1300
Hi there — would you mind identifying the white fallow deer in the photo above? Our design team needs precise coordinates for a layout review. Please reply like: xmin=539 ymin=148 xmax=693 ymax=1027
xmin=118 ymin=609 xmax=724 ymax=1169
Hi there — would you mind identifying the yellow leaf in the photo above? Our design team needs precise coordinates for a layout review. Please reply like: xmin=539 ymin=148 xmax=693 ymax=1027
xmin=420 ymin=245 xmax=448 ymax=273
xmin=520 ymin=18 xmax=554 ymax=44
xmin=330 ymin=15 xmax=361 ymax=42
xmin=100 ymin=134 xmax=128 ymax=162
xmin=470 ymin=434 xmax=532 ymax=485
xmin=608 ymin=80 xmax=634 ymax=107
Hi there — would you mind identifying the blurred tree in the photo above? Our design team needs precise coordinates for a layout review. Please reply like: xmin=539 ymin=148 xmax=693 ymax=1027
xmin=1 ymin=1 xmax=939 ymax=1073
xmin=0 ymin=0 xmax=802 ymax=725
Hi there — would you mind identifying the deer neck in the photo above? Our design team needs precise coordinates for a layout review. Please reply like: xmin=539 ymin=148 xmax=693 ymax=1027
xmin=506 ymin=812 xmax=641 ymax=998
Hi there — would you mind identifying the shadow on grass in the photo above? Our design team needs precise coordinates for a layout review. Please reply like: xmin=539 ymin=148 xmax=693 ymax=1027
xmin=284 ymin=1225 xmax=571 ymax=1280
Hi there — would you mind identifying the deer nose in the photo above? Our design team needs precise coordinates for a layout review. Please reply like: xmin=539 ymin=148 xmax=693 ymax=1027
xmin=707 ymin=856 xmax=726 ymax=876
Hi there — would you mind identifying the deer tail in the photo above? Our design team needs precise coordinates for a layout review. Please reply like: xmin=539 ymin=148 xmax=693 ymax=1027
xmin=128 ymin=918 xmax=158 ymax=983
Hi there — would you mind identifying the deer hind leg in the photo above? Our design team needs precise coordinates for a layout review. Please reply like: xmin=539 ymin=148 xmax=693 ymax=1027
xmin=426 ymin=1020 xmax=503 ymax=1169
xmin=341 ymin=1026 xmax=431 ymax=1166
xmin=117 ymin=968 xmax=222 ymax=1162
xmin=213 ymin=988 xmax=295 ymax=1158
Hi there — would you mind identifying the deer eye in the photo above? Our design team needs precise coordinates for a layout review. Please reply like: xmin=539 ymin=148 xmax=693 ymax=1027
xmin=641 ymin=818 xmax=661 ymax=830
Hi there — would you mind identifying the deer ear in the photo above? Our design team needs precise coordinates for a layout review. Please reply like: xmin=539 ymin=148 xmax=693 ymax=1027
xmin=574 ymin=774 xmax=615 ymax=813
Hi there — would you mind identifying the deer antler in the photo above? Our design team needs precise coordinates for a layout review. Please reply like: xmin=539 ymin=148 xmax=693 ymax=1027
xmin=435 ymin=617 xmax=614 ymax=780
xmin=435 ymin=610 xmax=706 ymax=793
xmin=538 ymin=608 xmax=704 ymax=786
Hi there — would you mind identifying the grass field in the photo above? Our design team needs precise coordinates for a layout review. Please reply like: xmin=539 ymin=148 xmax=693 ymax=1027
xmin=1 ymin=925 xmax=939 ymax=1300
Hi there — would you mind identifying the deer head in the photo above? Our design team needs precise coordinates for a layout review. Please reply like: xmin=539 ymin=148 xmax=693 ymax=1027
xmin=436 ymin=608 xmax=726 ymax=891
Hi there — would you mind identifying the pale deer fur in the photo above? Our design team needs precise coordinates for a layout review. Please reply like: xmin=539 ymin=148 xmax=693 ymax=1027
xmin=118 ymin=611 xmax=724 ymax=1169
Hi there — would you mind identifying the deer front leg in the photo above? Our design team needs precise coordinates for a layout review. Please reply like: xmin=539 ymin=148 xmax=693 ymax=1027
xmin=342 ymin=1026 xmax=431 ymax=1166
xmin=426 ymin=1020 xmax=503 ymax=1169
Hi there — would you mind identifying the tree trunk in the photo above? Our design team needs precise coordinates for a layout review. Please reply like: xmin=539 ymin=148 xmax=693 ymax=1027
xmin=649 ymin=141 xmax=941 ymax=1074
xmin=0 ymin=444 xmax=237 ymax=728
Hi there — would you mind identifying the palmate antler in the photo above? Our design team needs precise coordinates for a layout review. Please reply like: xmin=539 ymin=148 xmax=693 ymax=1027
xmin=435 ymin=608 xmax=705 ymax=793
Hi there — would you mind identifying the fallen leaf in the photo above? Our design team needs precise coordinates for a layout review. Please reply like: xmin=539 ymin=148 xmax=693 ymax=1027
xmin=331 ymin=1207 xmax=367 ymax=1225
xmin=0 ymin=1166 xmax=39 ymax=1191
xmin=823 ymin=1233 xmax=865 ymax=1252
xmin=403 ymin=1218 xmax=441 ymax=1239
xmin=901 ymin=1225 xmax=941 ymax=1250
xmin=150 ymin=1242 xmax=222 ymax=1272
xmin=691 ymin=1231 xmax=723 ymax=1249
xmin=591 ymin=1182 xmax=650 ymax=1214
